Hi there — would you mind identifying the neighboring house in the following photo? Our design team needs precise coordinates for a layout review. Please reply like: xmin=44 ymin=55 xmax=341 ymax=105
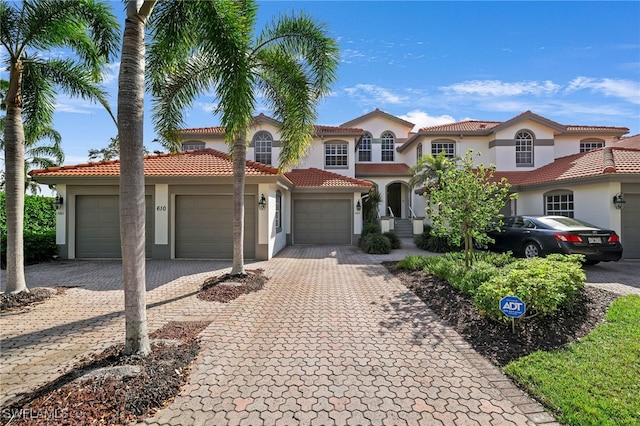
xmin=31 ymin=110 xmax=640 ymax=259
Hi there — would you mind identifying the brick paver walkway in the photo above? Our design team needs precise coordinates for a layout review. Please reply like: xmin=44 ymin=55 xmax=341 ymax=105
xmin=7 ymin=246 xmax=635 ymax=424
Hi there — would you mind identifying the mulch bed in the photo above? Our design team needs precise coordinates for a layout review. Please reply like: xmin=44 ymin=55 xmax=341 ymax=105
xmin=198 ymin=268 xmax=268 ymax=303
xmin=383 ymin=261 xmax=619 ymax=366
xmin=1 ymin=321 xmax=210 ymax=426
xmin=1 ymin=288 xmax=68 ymax=313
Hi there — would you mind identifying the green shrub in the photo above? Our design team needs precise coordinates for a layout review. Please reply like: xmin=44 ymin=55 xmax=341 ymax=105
xmin=383 ymin=231 xmax=402 ymax=249
xmin=422 ymin=253 xmax=467 ymax=284
xmin=1 ymin=231 xmax=57 ymax=268
xmin=361 ymin=223 xmax=381 ymax=238
xmin=360 ymin=233 xmax=391 ymax=254
xmin=414 ymin=228 xmax=459 ymax=253
xmin=473 ymin=254 xmax=586 ymax=322
xmin=458 ymin=261 xmax=499 ymax=295
xmin=397 ymin=255 xmax=434 ymax=271
xmin=0 ymin=193 xmax=56 ymax=234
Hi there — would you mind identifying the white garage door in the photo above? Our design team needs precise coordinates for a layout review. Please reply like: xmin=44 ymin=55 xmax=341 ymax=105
xmin=621 ymin=193 xmax=640 ymax=259
xmin=293 ymin=199 xmax=351 ymax=244
xmin=175 ymin=195 xmax=255 ymax=259
xmin=76 ymin=195 xmax=153 ymax=258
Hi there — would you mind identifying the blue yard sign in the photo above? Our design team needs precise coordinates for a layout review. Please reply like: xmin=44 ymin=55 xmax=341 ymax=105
xmin=500 ymin=296 xmax=526 ymax=318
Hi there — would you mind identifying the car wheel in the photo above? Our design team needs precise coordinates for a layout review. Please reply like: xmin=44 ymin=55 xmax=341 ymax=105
xmin=523 ymin=242 xmax=541 ymax=258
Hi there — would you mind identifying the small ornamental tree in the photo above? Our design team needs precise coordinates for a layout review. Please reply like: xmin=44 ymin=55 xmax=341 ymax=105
xmin=428 ymin=150 xmax=516 ymax=267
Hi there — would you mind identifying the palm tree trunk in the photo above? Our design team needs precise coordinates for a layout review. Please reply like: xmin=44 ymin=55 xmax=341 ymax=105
xmin=118 ymin=13 xmax=150 ymax=356
xmin=4 ymin=61 xmax=28 ymax=294
xmin=231 ymin=133 xmax=247 ymax=276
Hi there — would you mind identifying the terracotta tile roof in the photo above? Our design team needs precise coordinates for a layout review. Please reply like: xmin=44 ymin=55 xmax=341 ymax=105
xmin=420 ymin=120 xmax=502 ymax=133
xmin=613 ymin=134 xmax=640 ymax=148
xmin=29 ymin=149 xmax=280 ymax=177
xmin=285 ymin=168 xmax=373 ymax=188
xmin=355 ymin=163 xmax=412 ymax=176
xmin=493 ymin=147 xmax=640 ymax=187
xmin=313 ymin=125 xmax=365 ymax=136
xmin=341 ymin=108 xmax=415 ymax=129
xmin=418 ymin=111 xmax=629 ymax=136
xmin=181 ymin=126 xmax=225 ymax=135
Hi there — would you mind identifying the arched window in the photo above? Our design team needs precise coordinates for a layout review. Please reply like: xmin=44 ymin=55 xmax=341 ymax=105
xmin=515 ymin=131 xmax=534 ymax=166
xmin=544 ymin=190 xmax=574 ymax=217
xmin=275 ymin=190 xmax=282 ymax=232
xmin=181 ymin=141 xmax=205 ymax=151
xmin=416 ymin=143 xmax=423 ymax=161
xmin=253 ymin=131 xmax=273 ymax=165
xmin=358 ymin=133 xmax=372 ymax=162
xmin=381 ymin=131 xmax=395 ymax=162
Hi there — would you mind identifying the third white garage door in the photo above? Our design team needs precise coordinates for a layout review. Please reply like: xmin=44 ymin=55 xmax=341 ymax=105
xmin=175 ymin=195 xmax=255 ymax=259
xmin=293 ymin=199 xmax=351 ymax=244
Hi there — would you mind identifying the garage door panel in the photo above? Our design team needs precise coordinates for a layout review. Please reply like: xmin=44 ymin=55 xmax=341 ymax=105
xmin=294 ymin=199 xmax=351 ymax=245
xmin=76 ymin=195 xmax=153 ymax=258
xmin=175 ymin=195 xmax=255 ymax=259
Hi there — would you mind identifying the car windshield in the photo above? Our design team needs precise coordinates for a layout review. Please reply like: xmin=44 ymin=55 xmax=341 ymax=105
xmin=536 ymin=216 xmax=599 ymax=230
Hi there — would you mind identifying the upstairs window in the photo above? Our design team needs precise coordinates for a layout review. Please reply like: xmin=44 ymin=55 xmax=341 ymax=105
xmin=381 ymin=132 xmax=395 ymax=162
xmin=358 ymin=133 xmax=372 ymax=162
xmin=325 ymin=142 xmax=348 ymax=167
xmin=515 ymin=131 xmax=534 ymax=166
xmin=545 ymin=191 xmax=574 ymax=218
xmin=182 ymin=142 xmax=205 ymax=151
xmin=431 ymin=141 xmax=455 ymax=158
xmin=416 ymin=143 xmax=423 ymax=161
xmin=580 ymin=139 xmax=604 ymax=153
xmin=253 ymin=131 xmax=273 ymax=165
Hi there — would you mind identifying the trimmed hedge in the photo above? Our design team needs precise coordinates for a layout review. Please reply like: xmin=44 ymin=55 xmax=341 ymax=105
xmin=397 ymin=252 xmax=586 ymax=323
xmin=1 ymin=231 xmax=57 ymax=267
xmin=1 ymin=193 xmax=58 ymax=268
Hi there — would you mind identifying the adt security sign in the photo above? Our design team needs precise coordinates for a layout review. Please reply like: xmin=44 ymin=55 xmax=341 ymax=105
xmin=500 ymin=296 xmax=526 ymax=318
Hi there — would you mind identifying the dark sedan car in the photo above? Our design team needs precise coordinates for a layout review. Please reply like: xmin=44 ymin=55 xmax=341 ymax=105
xmin=486 ymin=215 xmax=623 ymax=264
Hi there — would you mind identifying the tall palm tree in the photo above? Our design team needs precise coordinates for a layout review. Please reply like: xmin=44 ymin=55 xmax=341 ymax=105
xmin=1 ymin=0 xmax=119 ymax=294
xmin=118 ymin=0 xmax=245 ymax=355
xmin=150 ymin=2 xmax=339 ymax=275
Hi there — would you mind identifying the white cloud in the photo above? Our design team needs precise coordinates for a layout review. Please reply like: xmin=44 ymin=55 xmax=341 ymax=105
xmin=565 ymin=77 xmax=640 ymax=105
xmin=55 ymin=97 xmax=103 ymax=114
xmin=398 ymin=110 xmax=456 ymax=131
xmin=344 ymin=84 xmax=408 ymax=104
xmin=196 ymin=101 xmax=218 ymax=114
xmin=440 ymin=80 xmax=561 ymax=97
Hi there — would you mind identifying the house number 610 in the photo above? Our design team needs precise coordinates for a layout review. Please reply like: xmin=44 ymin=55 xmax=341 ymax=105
xmin=156 ymin=206 xmax=167 ymax=211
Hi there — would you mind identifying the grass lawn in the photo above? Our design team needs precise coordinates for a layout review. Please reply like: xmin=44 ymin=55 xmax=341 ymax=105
xmin=504 ymin=294 xmax=640 ymax=426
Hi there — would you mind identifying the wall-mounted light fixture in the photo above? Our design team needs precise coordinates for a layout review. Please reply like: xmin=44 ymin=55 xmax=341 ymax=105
xmin=613 ymin=193 xmax=626 ymax=210
xmin=54 ymin=195 xmax=64 ymax=210
xmin=258 ymin=194 xmax=267 ymax=210
xmin=356 ymin=200 xmax=361 ymax=212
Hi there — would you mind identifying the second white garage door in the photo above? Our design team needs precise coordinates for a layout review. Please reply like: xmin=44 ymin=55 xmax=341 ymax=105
xmin=175 ymin=195 xmax=255 ymax=259
xmin=293 ymin=199 xmax=351 ymax=244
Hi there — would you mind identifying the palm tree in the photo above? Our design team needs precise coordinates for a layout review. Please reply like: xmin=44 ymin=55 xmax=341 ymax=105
xmin=117 ymin=0 xmax=245 ymax=355
xmin=410 ymin=150 xmax=454 ymax=197
xmin=150 ymin=2 xmax=339 ymax=276
xmin=1 ymin=0 xmax=119 ymax=294
xmin=0 ymin=124 xmax=64 ymax=194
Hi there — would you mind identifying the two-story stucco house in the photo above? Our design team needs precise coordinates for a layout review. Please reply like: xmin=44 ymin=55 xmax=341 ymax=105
xmin=30 ymin=109 xmax=640 ymax=259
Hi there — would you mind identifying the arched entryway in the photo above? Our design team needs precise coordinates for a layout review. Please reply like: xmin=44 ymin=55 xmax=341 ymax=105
xmin=386 ymin=182 xmax=410 ymax=218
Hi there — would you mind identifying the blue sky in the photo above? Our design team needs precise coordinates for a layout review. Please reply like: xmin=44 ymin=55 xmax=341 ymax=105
xmin=5 ymin=1 xmax=640 ymax=168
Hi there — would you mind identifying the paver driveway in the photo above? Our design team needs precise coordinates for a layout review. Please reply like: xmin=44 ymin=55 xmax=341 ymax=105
xmin=1 ymin=245 xmax=560 ymax=425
